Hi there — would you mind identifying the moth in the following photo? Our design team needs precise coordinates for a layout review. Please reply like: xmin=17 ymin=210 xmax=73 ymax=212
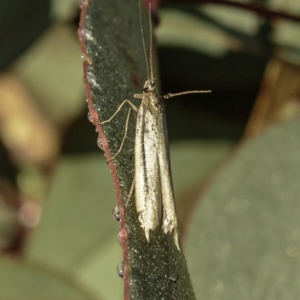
xmin=102 ymin=0 xmax=210 ymax=251
xmin=134 ymin=79 xmax=179 ymax=249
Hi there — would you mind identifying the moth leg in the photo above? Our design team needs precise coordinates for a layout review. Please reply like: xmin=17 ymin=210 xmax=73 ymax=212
xmin=101 ymin=99 xmax=137 ymax=124
xmin=109 ymin=108 xmax=132 ymax=161
xmin=134 ymin=93 xmax=143 ymax=99
xmin=126 ymin=176 xmax=135 ymax=207
xmin=103 ymin=99 xmax=138 ymax=161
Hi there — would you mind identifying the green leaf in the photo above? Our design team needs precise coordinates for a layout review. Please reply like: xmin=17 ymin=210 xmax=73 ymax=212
xmin=22 ymin=141 xmax=232 ymax=300
xmin=0 ymin=256 xmax=95 ymax=299
xmin=186 ymin=118 xmax=300 ymax=299
xmin=78 ymin=0 xmax=196 ymax=298
xmin=25 ymin=154 xmax=122 ymax=300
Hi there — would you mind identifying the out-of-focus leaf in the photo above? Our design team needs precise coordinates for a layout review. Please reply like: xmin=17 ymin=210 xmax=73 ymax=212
xmin=10 ymin=25 xmax=84 ymax=125
xmin=0 ymin=75 xmax=59 ymax=165
xmin=79 ymin=0 xmax=196 ymax=298
xmin=186 ymin=118 xmax=300 ymax=299
xmin=0 ymin=256 xmax=96 ymax=299
xmin=25 ymin=155 xmax=117 ymax=267
xmin=170 ymin=140 xmax=233 ymax=193
xmin=0 ymin=0 xmax=51 ymax=70
xmin=23 ymin=140 xmax=233 ymax=300
xmin=74 ymin=234 xmax=123 ymax=300
xmin=25 ymin=155 xmax=122 ymax=299
xmin=170 ymin=140 xmax=234 ymax=231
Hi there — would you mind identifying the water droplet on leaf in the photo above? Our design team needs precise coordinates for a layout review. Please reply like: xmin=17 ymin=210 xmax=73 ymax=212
xmin=87 ymin=72 xmax=97 ymax=87
xmin=112 ymin=205 xmax=121 ymax=221
xmin=117 ymin=261 xmax=125 ymax=278
xmin=79 ymin=0 xmax=87 ymax=9
xmin=97 ymin=137 xmax=104 ymax=150
xmin=87 ymin=112 xmax=93 ymax=123
xmin=81 ymin=28 xmax=93 ymax=41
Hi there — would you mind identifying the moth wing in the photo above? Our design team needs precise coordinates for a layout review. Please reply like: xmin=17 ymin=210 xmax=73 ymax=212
xmin=157 ymin=103 xmax=179 ymax=248
xmin=135 ymin=97 xmax=162 ymax=241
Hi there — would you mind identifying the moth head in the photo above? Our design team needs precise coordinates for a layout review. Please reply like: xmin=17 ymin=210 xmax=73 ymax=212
xmin=143 ymin=79 xmax=155 ymax=92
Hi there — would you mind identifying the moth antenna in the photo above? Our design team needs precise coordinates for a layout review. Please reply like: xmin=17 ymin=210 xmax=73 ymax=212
xmin=163 ymin=90 xmax=212 ymax=99
xmin=139 ymin=0 xmax=150 ymax=80
xmin=148 ymin=3 xmax=154 ymax=80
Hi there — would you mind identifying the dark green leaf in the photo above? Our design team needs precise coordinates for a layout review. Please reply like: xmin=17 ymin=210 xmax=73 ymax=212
xmin=79 ymin=0 xmax=196 ymax=298
xmin=187 ymin=118 xmax=300 ymax=299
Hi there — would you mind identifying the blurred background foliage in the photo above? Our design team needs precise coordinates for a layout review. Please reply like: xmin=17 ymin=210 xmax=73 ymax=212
xmin=0 ymin=0 xmax=299 ymax=299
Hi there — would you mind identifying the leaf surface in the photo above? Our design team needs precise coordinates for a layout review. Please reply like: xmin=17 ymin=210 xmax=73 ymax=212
xmin=78 ymin=0 xmax=196 ymax=298
xmin=187 ymin=118 xmax=300 ymax=299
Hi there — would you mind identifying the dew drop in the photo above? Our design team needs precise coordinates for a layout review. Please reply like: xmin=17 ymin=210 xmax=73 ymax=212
xmin=117 ymin=261 xmax=125 ymax=278
xmin=112 ymin=205 xmax=121 ymax=222
xmin=97 ymin=137 xmax=104 ymax=150
xmin=81 ymin=28 xmax=93 ymax=41
xmin=87 ymin=72 xmax=97 ymax=87
xmin=87 ymin=112 xmax=93 ymax=123
xmin=169 ymin=272 xmax=178 ymax=282
xmin=79 ymin=0 xmax=87 ymax=9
